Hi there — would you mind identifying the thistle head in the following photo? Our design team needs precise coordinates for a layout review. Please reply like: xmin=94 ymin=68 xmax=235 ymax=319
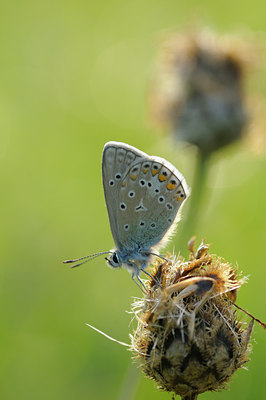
xmin=150 ymin=30 xmax=251 ymax=156
xmin=131 ymin=239 xmax=254 ymax=399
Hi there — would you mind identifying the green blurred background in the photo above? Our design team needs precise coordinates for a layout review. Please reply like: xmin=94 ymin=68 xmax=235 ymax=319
xmin=0 ymin=1 xmax=265 ymax=399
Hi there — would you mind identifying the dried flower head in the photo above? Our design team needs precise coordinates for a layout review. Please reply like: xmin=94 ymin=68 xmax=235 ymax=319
xmin=151 ymin=30 xmax=252 ymax=155
xmin=131 ymin=238 xmax=254 ymax=399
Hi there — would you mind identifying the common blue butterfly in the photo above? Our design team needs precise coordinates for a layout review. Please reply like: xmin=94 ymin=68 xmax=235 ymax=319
xmin=64 ymin=142 xmax=188 ymax=290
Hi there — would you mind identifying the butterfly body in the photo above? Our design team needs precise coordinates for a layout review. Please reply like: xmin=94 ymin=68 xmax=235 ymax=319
xmin=106 ymin=247 xmax=154 ymax=275
xmin=102 ymin=141 xmax=188 ymax=283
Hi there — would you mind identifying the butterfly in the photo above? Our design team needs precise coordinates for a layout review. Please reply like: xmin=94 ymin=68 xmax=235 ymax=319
xmin=64 ymin=142 xmax=188 ymax=291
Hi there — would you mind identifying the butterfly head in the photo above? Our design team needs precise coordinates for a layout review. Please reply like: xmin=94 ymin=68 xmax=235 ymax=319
xmin=105 ymin=251 xmax=122 ymax=269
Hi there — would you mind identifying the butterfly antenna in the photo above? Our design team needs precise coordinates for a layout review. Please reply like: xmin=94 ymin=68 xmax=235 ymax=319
xmin=63 ymin=251 xmax=113 ymax=268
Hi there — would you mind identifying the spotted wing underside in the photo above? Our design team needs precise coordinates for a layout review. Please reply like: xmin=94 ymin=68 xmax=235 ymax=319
xmin=102 ymin=142 xmax=188 ymax=252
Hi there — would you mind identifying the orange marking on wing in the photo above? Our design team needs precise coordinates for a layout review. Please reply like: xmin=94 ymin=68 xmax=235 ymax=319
xmin=130 ymin=174 xmax=137 ymax=180
xmin=143 ymin=168 xmax=149 ymax=173
xmin=177 ymin=196 xmax=183 ymax=201
xmin=158 ymin=173 xmax=167 ymax=182
xmin=167 ymin=182 xmax=176 ymax=190
xmin=152 ymin=169 xmax=159 ymax=176
xmin=122 ymin=181 xmax=126 ymax=187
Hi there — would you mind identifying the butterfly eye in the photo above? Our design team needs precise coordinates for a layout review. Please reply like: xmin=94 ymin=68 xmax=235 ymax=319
xmin=108 ymin=252 xmax=121 ymax=267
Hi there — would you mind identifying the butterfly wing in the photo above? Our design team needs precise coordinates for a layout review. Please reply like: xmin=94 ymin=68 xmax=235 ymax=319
xmin=117 ymin=155 xmax=188 ymax=251
xmin=102 ymin=142 xmax=147 ymax=250
xmin=102 ymin=141 xmax=188 ymax=253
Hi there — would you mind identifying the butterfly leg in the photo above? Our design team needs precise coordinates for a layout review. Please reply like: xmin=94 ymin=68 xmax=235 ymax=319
xmin=141 ymin=268 xmax=162 ymax=289
xmin=132 ymin=273 xmax=148 ymax=294
xmin=128 ymin=263 xmax=148 ymax=293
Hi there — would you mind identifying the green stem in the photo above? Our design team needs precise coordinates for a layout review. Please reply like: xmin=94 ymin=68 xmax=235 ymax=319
xmin=118 ymin=362 xmax=141 ymax=400
xmin=181 ymin=394 xmax=198 ymax=400
xmin=176 ymin=151 xmax=210 ymax=255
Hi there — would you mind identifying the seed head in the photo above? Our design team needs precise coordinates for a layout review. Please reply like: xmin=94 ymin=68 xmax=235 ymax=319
xmin=150 ymin=30 xmax=251 ymax=155
xmin=131 ymin=239 xmax=253 ymax=399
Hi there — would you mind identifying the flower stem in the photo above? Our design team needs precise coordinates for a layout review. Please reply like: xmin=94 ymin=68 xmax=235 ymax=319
xmin=118 ymin=362 xmax=141 ymax=400
xmin=181 ymin=394 xmax=198 ymax=400
xmin=176 ymin=151 xmax=210 ymax=254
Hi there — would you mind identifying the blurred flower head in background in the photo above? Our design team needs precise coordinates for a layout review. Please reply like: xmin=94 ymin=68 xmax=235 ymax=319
xmin=150 ymin=29 xmax=258 ymax=156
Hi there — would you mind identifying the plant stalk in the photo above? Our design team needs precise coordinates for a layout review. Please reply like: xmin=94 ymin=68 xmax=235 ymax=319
xmin=176 ymin=150 xmax=210 ymax=255
xmin=181 ymin=394 xmax=198 ymax=400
